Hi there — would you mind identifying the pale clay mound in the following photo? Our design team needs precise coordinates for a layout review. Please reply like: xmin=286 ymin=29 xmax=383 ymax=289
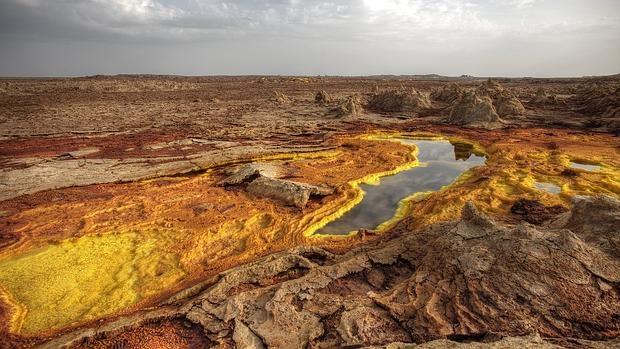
xmin=42 ymin=195 xmax=620 ymax=349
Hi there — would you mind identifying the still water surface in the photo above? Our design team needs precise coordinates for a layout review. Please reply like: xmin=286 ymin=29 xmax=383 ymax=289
xmin=317 ymin=139 xmax=485 ymax=235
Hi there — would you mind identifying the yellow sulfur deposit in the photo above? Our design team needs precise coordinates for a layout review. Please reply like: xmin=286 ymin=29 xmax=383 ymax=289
xmin=0 ymin=230 xmax=185 ymax=335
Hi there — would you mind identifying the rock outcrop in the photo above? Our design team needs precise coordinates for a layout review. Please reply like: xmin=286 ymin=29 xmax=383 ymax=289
xmin=332 ymin=95 xmax=363 ymax=116
xmin=220 ymin=162 xmax=333 ymax=209
xmin=474 ymin=80 xmax=526 ymax=117
xmin=42 ymin=196 xmax=620 ymax=349
xmin=431 ymin=83 xmax=463 ymax=103
xmin=247 ymin=177 xmax=334 ymax=209
xmin=571 ymin=84 xmax=620 ymax=132
xmin=445 ymin=91 xmax=502 ymax=128
xmin=530 ymin=87 xmax=557 ymax=104
xmin=475 ymin=79 xmax=504 ymax=100
xmin=368 ymin=88 xmax=432 ymax=113
xmin=496 ymin=91 xmax=526 ymax=117
xmin=272 ymin=91 xmax=290 ymax=104
xmin=315 ymin=90 xmax=332 ymax=105
xmin=219 ymin=163 xmax=283 ymax=186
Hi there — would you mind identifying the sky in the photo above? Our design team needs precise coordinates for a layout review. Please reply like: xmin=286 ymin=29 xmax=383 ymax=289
xmin=0 ymin=0 xmax=618 ymax=77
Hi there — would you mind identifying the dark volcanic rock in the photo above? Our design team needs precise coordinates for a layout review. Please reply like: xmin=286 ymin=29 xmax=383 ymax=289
xmin=510 ymin=198 xmax=568 ymax=224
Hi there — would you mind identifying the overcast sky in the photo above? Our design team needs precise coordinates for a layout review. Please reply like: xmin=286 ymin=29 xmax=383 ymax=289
xmin=0 ymin=0 xmax=618 ymax=77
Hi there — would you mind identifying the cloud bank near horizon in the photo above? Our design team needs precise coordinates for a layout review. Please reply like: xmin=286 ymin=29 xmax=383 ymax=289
xmin=0 ymin=0 xmax=618 ymax=77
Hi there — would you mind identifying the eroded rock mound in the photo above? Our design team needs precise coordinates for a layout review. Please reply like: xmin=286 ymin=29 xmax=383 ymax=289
xmin=446 ymin=90 xmax=502 ymax=128
xmin=571 ymin=84 xmax=620 ymax=132
xmin=272 ymin=91 xmax=290 ymax=104
xmin=332 ymin=95 xmax=363 ymax=116
xmin=530 ymin=87 xmax=557 ymax=105
xmin=573 ymin=84 xmax=620 ymax=117
xmin=552 ymin=195 xmax=620 ymax=258
xmin=474 ymin=80 xmax=526 ymax=118
xmin=43 ymin=196 xmax=620 ymax=348
xmin=431 ymin=83 xmax=463 ymax=103
xmin=315 ymin=90 xmax=332 ymax=105
xmin=475 ymin=79 xmax=504 ymax=100
xmin=368 ymin=88 xmax=431 ymax=113
xmin=496 ymin=91 xmax=526 ymax=117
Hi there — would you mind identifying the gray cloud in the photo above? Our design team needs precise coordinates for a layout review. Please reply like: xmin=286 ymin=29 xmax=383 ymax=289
xmin=0 ymin=0 xmax=619 ymax=76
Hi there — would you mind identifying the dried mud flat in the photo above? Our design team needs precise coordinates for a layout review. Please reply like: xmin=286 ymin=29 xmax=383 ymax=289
xmin=0 ymin=75 xmax=619 ymax=349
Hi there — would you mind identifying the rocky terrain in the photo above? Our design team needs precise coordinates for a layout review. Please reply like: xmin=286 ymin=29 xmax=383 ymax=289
xmin=0 ymin=75 xmax=619 ymax=348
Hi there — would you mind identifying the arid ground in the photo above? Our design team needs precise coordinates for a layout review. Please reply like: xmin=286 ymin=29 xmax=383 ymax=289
xmin=0 ymin=75 xmax=619 ymax=348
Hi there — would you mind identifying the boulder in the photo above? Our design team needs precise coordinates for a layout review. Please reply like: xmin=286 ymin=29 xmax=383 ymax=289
xmin=219 ymin=163 xmax=283 ymax=186
xmin=247 ymin=177 xmax=333 ymax=209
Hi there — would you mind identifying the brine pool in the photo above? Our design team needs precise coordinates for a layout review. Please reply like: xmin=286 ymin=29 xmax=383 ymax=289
xmin=317 ymin=139 xmax=486 ymax=235
xmin=570 ymin=162 xmax=601 ymax=172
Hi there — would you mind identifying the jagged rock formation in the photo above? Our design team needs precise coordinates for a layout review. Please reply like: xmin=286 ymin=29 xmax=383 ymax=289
xmin=332 ymin=95 xmax=363 ymax=116
xmin=272 ymin=91 xmax=290 ymax=104
xmin=445 ymin=91 xmax=502 ymax=128
xmin=368 ymin=88 xmax=432 ymax=113
xmin=430 ymin=83 xmax=463 ymax=103
xmin=474 ymin=80 xmax=526 ymax=117
xmin=530 ymin=87 xmax=557 ymax=105
xmin=42 ymin=196 xmax=620 ymax=349
xmin=571 ymin=84 xmax=620 ymax=132
xmin=496 ymin=91 xmax=526 ymax=117
xmin=220 ymin=162 xmax=333 ymax=209
xmin=475 ymin=79 xmax=504 ymax=100
xmin=315 ymin=90 xmax=332 ymax=105
xmin=551 ymin=195 xmax=620 ymax=258
xmin=572 ymin=84 xmax=620 ymax=117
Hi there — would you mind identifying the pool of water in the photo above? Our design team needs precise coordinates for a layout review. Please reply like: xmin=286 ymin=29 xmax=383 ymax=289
xmin=534 ymin=181 xmax=561 ymax=194
xmin=316 ymin=139 xmax=486 ymax=235
xmin=570 ymin=162 xmax=601 ymax=172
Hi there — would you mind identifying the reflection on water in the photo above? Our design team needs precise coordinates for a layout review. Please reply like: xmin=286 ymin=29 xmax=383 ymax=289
xmin=535 ymin=182 xmax=561 ymax=194
xmin=317 ymin=139 xmax=485 ymax=235
xmin=570 ymin=162 xmax=601 ymax=172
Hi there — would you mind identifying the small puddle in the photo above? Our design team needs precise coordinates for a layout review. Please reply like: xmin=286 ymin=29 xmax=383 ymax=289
xmin=570 ymin=162 xmax=601 ymax=172
xmin=534 ymin=182 xmax=561 ymax=194
xmin=317 ymin=139 xmax=485 ymax=235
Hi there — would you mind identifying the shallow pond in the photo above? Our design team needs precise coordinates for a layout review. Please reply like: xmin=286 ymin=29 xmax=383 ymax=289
xmin=570 ymin=162 xmax=601 ymax=172
xmin=317 ymin=139 xmax=485 ymax=235
xmin=535 ymin=181 xmax=561 ymax=194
